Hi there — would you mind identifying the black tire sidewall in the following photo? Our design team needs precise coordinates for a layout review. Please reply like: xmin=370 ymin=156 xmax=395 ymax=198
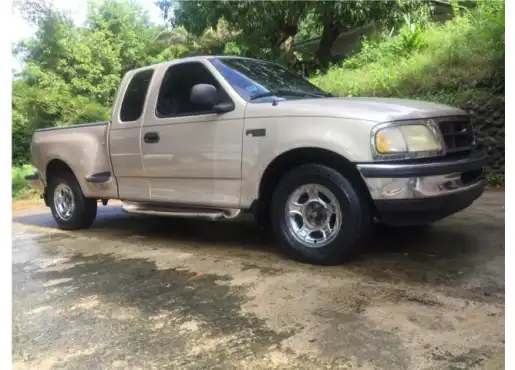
xmin=271 ymin=164 xmax=370 ymax=265
xmin=48 ymin=174 xmax=97 ymax=230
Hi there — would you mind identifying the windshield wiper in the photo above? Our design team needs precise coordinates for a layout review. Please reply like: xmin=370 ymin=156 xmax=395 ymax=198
xmin=250 ymin=89 xmax=330 ymax=101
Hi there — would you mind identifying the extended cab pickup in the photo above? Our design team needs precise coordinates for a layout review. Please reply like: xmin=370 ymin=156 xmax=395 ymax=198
xmin=26 ymin=55 xmax=487 ymax=265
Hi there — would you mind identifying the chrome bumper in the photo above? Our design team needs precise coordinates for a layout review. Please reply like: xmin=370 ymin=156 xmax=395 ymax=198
xmin=360 ymin=172 xmax=485 ymax=200
xmin=355 ymin=151 xmax=487 ymax=225
xmin=356 ymin=151 xmax=487 ymax=201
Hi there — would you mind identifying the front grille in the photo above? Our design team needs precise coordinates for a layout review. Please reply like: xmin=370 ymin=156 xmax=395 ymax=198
xmin=438 ymin=118 xmax=474 ymax=153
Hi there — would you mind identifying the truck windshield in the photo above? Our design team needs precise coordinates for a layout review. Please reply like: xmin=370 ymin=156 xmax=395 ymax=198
xmin=209 ymin=57 xmax=331 ymax=102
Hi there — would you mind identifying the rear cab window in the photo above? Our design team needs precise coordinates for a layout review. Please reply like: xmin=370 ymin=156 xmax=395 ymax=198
xmin=120 ymin=69 xmax=154 ymax=122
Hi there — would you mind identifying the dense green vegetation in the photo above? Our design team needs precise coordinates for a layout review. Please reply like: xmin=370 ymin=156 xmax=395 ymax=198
xmin=159 ymin=0 xmax=433 ymax=67
xmin=11 ymin=0 xmax=504 ymax=199
xmin=311 ymin=0 xmax=504 ymax=99
xmin=12 ymin=165 xmax=39 ymax=200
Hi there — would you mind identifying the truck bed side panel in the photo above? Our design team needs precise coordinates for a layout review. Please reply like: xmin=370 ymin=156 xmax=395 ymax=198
xmin=31 ymin=122 xmax=119 ymax=199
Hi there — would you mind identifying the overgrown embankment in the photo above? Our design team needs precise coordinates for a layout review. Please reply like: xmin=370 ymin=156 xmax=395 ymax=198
xmin=311 ymin=1 xmax=505 ymax=185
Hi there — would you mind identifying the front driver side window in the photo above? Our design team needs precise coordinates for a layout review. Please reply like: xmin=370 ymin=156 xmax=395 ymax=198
xmin=156 ymin=62 xmax=231 ymax=118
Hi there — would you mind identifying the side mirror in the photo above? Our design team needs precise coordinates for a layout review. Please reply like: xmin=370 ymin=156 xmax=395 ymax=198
xmin=190 ymin=83 xmax=235 ymax=114
xmin=190 ymin=84 xmax=218 ymax=106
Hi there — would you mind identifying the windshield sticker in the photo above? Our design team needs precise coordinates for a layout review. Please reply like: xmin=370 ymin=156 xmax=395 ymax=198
xmin=245 ymin=85 xmax=258 ymax=92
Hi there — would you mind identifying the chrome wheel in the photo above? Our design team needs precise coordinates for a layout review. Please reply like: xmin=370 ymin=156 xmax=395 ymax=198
xmin=285 ymin=183 xmax=342 ymax=248
xmin=53 ymin=183 xmax=75 ymax=221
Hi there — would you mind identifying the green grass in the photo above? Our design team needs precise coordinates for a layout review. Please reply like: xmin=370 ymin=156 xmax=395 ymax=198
xmin=486 ymin=172 xmax=505 ymax=188
xmin=311 ymin=1 xmax=504 ymax=106
xmin=12 ymin=165 xmax=40 ymax=201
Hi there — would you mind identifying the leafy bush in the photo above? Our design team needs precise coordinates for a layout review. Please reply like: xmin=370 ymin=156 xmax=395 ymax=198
xmin=341 ymin=21 xmax=427 ymax=71
xmin=12 ymin=165 xmax=40 ymax=200
xmin=487 ymin=172 xmax=505 ymax=188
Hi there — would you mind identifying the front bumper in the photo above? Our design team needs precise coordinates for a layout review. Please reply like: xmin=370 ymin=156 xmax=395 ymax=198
xmin=356 ymin=151 xmax=487 ymax=225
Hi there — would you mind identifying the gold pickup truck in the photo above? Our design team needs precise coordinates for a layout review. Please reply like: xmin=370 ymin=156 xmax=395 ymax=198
xmin=25 ymin=55 xmax=487 ymax=265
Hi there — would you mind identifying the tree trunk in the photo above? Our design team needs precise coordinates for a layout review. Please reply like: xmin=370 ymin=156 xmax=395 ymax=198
xmin=278 ymin=35 xmax=297 ymax=68
xmin=271 ymin=24 xmax=298 ymax=60
xmin=316 ymin=22 xmax=340 ymax=70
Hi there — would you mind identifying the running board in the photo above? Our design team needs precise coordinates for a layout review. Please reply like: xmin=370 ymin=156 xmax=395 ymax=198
xmin=121 ymin=201 xmax=241 ymax=221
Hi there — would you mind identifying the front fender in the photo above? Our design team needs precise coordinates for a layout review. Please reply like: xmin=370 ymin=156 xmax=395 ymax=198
xmin=240 ymin=116 xmax=374 ymax=208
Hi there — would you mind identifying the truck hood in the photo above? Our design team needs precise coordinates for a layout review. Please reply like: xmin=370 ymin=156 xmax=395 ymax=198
xmin=245 ymin=96 xmax=467 ymax=122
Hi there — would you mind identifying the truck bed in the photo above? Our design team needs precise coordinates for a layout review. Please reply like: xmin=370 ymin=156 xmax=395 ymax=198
xmin=30 ymin=120 xmax=118 ymax=199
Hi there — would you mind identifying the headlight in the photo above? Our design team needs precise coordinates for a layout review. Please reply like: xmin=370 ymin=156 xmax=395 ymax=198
xmin=372 ymin=121 xmax=443 ymax=159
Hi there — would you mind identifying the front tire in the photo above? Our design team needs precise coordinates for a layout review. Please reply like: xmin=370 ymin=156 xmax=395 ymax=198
xmin=270 ymin=164 xmax=371 ymax=265
xmin=48 ymin=174 xmax=97 ymax=230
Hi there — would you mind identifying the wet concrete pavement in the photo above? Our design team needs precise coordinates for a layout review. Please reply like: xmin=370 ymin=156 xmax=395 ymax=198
xmin=12 ymin=191 xmax=505 ymax=369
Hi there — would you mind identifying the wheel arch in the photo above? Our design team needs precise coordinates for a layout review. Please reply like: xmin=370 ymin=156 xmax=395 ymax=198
xmin=254 ymin=147 xmax=373 ymax=222
xmin=46 ymin=158 xmax=77 ymax=180
xmin=44 ymin=158 xmax=80 ymax=205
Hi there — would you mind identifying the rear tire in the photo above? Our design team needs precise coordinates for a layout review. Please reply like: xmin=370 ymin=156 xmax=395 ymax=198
xmin=270 ymin=164 xmax=371 ymax=265
xmin=48 ymin=173 xmax=97 ymax=230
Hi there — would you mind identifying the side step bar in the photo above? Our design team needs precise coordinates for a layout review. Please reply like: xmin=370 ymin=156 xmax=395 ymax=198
xmin=121 ymin=201 xmax=241 ymax=221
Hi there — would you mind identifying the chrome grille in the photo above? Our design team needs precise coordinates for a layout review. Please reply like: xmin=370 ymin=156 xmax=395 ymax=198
xmin=438 ymin=118 xmax=474 ymax=153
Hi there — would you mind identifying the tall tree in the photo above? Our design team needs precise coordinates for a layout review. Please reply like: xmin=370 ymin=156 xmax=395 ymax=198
xmin=160 ymin=0 xmax=310 ymax=60
xmin=162 ymin=0 xmax=433 ymax=68
xmin=11 ymin=0 xmax=175 ymax=164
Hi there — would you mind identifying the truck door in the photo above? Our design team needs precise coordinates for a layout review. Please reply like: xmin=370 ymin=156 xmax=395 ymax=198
xmin=109 ymin=68 xmax=154 ymax=200
xmin=140 ymin=60 xmax=245 ymax=208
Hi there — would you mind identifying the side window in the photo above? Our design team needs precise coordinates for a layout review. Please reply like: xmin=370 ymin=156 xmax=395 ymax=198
xmin=156 ymin=62 xmax=230 ymax=118
xmin=120 ymin=69 xmax=154 ymax=122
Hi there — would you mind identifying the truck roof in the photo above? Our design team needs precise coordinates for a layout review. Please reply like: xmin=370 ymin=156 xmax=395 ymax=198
xmin=128 ymin=55 xmax=258 ymax=74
